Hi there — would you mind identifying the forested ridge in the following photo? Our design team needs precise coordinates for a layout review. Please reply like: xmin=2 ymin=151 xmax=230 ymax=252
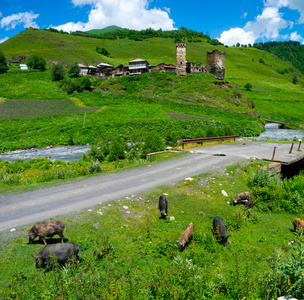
xmin=45 ymin=26 xmax=223 ymax=45
xmin=254 ymin=40 xmax=304 ymax=75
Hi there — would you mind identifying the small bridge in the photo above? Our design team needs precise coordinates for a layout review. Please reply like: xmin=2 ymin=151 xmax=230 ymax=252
xmin=264 ymin=119 xmax=288 ymax=129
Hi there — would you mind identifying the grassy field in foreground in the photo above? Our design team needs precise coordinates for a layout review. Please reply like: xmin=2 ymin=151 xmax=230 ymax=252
xmin=1 ymin=160 xmax=304 ymax=299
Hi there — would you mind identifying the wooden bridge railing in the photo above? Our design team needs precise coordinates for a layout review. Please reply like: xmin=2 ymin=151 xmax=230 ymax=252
xmin=182 ymin=135 xmax=240 ymax=149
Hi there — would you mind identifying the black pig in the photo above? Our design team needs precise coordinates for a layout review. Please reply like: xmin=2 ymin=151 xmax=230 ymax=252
xmin=158 ymin=195 xmax=168 ymax=219
xmin=31 ymin=242 xmax=83 ymax=271
xmin=212 ymin=216 xmax=231 ymax=247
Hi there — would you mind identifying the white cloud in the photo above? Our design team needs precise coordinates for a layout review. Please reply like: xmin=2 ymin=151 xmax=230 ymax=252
xmin=0 ymin=12 xmax=39 ymax=30
xmin=290 ymin=30 xmax=303 ymax=41
xmin=219 ymin=28 xmax=257 ymax=46
xmin=265 ymin=0 xmax=304 ymax=23
xmin=219 ymin=5 xmax=292 ymax=46
xmin=0 ymin=36 xmax=9 ymax=43
xmin=54 ymin=0 xmax=175 ymax=32
xmin=241 ymin=12 xmax=248 ymax=19
xmin=245 ymin=7 xmax=289 ymax=40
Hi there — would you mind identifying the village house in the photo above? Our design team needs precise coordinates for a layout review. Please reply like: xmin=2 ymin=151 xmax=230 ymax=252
xmin=96 ymin=62 xmax=114 ymax=77
xmin=77 ymin=44 xmax=225 ymax=80
xmin=78 ymin=64 xmax=88 ymax=75
xmin=150 ymin=63 xmax=176 ymax=73
xmin=20 ymin=64 xmax=28 ymax=70
xmin=87 ymin=65 xmax=97 ymax=75
xmin=128 ymin=58 xmax=149 ymax=75
xmin=112 ymin=64 xmax=130 ymax=78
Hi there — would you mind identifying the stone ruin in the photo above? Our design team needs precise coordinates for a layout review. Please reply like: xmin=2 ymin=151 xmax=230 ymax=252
xmin=176 ymin=43 xmax=225 ymax=80
xmin=205 ymin=50 xmax=225 ymax=80
xmin=176 ymin=42 xmax=187 ymax=76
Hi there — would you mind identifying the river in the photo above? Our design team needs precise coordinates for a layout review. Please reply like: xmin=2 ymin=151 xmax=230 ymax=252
xmin=0 ymin=123 xmax=303 ymax=162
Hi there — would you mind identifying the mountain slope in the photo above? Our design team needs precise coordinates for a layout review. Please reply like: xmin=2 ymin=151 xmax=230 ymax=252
xmin=0 ymin=28 xmax=304 ymax=128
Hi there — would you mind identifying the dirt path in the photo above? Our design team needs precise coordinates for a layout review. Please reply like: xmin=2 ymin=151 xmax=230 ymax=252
xmin=1 ymin=141 xmax=301 ymax=231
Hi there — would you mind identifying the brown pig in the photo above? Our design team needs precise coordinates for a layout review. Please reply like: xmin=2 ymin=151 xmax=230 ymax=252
xmin=26 ymin=221 xmax=65 ymax=245
xmin=293 ymin=218 xmax=304 ymax=232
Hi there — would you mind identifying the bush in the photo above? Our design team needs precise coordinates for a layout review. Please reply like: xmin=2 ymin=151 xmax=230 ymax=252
xmin=244 ymin=83 xmax=252 ymax=91
xmin=292 ymin=75 xmax=298 ymax=84
xmin=26 ymin=54 xmax=46 ymax=71
xmin=88 ymin=145 xmax=104 ymax=162
xmin=88 ymin=163 xmax=103 ymax=174
xmin=248 ymin=169 xmax=304 ymax=213
xmin=142 ymin=131 xmax=165 ymax=156
xmin=51 ymin=63 xmax=65 ymax=81
xmin=68 ymin=63 xmax=80 ymax=77
xmin=96 ymin=46 xmax=110 ymax=56
xmin=107 ymin=138 xmax=127 ymax=162
xmin=0 ymin=50 xmax=8 ymax=74
xmin=259 ymin=58 xmax=266 ymax=65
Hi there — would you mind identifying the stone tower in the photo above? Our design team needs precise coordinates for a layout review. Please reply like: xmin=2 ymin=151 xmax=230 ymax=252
xmin=205 ymin=50 xmax=225 ymax=80
xmin=176 ymin=42 xmax=186 ymax=76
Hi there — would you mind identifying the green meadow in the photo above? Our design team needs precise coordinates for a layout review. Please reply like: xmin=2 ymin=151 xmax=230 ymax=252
xmin=1 ymin=161 xmax=304 ymax=299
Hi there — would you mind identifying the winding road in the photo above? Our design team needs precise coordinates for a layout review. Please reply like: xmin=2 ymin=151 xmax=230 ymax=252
xmin=1 ymin=141 xmax=303 ymax=231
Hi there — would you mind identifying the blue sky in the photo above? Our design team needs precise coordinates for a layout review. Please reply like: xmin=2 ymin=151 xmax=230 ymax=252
xmin=1 ymin=0 xmax=304 ymax=46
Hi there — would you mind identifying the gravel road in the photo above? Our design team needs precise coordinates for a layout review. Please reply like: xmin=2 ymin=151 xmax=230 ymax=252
xmin=1 ymin=141 xmax=302 ymax=231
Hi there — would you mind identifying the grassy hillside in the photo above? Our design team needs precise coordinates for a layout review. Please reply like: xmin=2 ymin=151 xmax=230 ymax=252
xmin=1 ymin=160 xmax=304 ymax=299
xmin=0 ymin=28 xmax=303 ymax=153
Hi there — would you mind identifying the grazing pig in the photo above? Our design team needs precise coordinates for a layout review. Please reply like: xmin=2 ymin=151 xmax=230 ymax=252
xmin=245 ymin=199 xmax=254 ymax=208
xmin=158 ymin=195 xmax=168 ymax=219
xmin=31 ymin=242 xmax=83 ymax=271
xmin=26 ymin=221 xmax=65 ymax=245
xmin=212 ymin=216 xmax=231 ymax=247
xmin=178 ymin=223 xmax=194 ymax=251
xmin=232 ymin=192 xmax=251 ymax=206
xmin=293 ymin=218 xmax=304 ymax=232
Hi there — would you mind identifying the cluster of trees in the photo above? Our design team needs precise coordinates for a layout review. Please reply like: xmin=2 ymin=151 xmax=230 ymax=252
xmin=0 ymin=51 xmax=8 ymax=74
xmin=0 ymin=52 xmax=47 ymax=74
xmin=253 ymin=41 xmax=304 ymax=75
xmin=96 ymin=46 xmax=110 ymax=57
xmin=0 ymin=49 xmax=91 ymax=95
xmin=26 ymin=54 xmax=46 ymax=71
xmin=45 ymin=26 xmax=222 ymax=44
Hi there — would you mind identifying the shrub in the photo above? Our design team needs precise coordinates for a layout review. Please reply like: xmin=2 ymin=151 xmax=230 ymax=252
xmin=88 ymin=145 xmax=104 ymax=162
xmin=107 ymin=138 xmax=127 ymax=162
xmin=292 ymin=75 xmax=298 ymax=84
xmin=26 ymin=54 xmax=46 ymax=71
xmin=68 ymin=63 xmax=80 ymax=77
xmin=88 ymin=163 xmax=103 ymax=174
xmin=0 ymin=50 xmax=8 ymax=74
xmin=244 ymin=83 xmax=252 ymax=91
xmin=142 ymin=131 xmax=165 ymax=156
xmin=51 ymin=63 xmax=65 ymax=81
xmin=248 ymin=169 xmax=304 ymax=213
xmin=259 ymin=58 xmax=266 ymax=65
xmin=165 ymin=130 xmax=177 ymax=147
xmin=96 ymin=46 xmax=110 ymax=56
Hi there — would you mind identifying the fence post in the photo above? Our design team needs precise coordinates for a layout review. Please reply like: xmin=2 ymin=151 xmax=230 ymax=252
xmin=289 ymin=143 xmax=294 ymax=154
xmin=298 ymin=140 xmax=302 ymax=151
xmin=272 ymin=147 xmax=276 ymax=161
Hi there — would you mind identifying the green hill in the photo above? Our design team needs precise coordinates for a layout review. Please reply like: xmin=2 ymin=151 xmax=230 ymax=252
xmin=0 ymin=27 xmax=303 ymax=152
xmin=86 ymin=25 xmax=126 ymax=34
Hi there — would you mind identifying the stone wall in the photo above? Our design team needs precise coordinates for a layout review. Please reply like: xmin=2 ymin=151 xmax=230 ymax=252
xmin=205 ymin=50 xmax=225 ymax=80
xmin=176 ymin=42 xmax=186 ymax=76
xmin=186 ymin=62 xmax=204 ymax=74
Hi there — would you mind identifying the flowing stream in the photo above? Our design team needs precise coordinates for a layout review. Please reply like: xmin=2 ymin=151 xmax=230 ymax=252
xmin=253 ymin=123 xmax=304 ymax=141
xmin=1 ymin=123 xmax=303 ymax=162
